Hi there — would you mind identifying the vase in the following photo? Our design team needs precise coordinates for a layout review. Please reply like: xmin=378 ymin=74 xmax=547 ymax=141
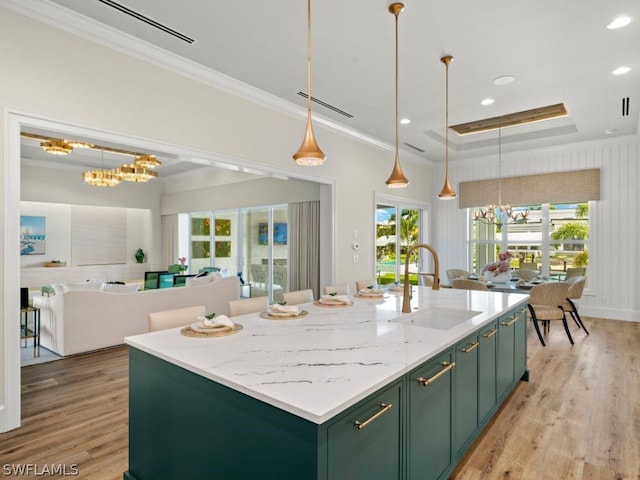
xmin=485 ymin=270 xmax=511 ymax=283
xmin=135 ymin=249 xmax=145 ymax=264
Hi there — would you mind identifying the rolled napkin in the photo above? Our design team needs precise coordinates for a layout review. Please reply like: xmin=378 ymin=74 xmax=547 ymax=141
xmin=319 ymin=294 xmax=352 ymax=305
xmin=358 ymin=288 xmax=385 ymax=297
xmin=268 ymin=303 xmax=301 ymax=317
xmin=195 ymin=314 xmax=234 ymax=330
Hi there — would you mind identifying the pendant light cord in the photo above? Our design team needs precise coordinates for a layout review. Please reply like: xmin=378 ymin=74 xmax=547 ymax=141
xmin=394 ymin=9 xmax=399 ymax=161
xmin=444 ymin=60 xmax=449 ymax=177
xmin=306 ymin=0 xmax=312 ymax=117
xmin=498 ymin=125 xmax=502 ymax=207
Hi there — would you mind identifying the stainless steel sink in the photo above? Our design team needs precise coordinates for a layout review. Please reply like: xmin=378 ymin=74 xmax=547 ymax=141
xmin=390 ymin=307 xmax=483 ymax=330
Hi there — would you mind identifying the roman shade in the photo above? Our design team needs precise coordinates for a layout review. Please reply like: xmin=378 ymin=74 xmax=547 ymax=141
xmin=458 ymin=168 xmax=600 ymax=208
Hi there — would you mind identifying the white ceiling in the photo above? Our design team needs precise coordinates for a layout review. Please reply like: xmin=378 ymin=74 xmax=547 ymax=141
xmin=11 ymin=0 xmax=640 ymax=168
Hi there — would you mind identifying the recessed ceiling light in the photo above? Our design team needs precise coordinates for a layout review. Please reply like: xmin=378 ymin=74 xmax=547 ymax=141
xmin=612 ymin=66 xmax=631 ymax=75
xmin=481 ymin=98 xmax=495 ymax=106
xmin=607 ymin=15 xmax=633 ymax=29
xmin=493 ymin=75 xmax=515 ymax=86
xmin=605 ymin=128 xmax=618 ymax=135
xmin=400 ymin=118 xmax=411 ymax=125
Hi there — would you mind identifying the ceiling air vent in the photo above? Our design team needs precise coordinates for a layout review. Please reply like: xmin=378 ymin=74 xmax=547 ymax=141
xmin=622 ymin=97 xmax=630 ymax=116
xmin=96 ymin=0 xmax=196 ymax=44
xmin=450 ymin=103 xmax=568 ymax=136
xmin=296 ymin=92 xmax=353 ymax=118
xmin=403 ymin=142 xmax=425 ymax=153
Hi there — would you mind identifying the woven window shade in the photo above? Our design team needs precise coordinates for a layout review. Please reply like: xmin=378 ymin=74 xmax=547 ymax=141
xmin=458 ymin=168 xmax=600 ymax=208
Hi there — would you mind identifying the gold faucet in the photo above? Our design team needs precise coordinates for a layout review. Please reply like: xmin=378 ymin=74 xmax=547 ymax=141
xmin=402 ymin=243 xmax=440 ymax=313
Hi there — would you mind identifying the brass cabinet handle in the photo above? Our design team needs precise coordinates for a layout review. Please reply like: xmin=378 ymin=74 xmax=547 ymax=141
xmin=417 ymin=361 xmax=456 ymax=387
xmin=482 ymin=328 xmax=498 ymax=338
xmin=460 ymin=341 xmax=479 ymax=353
xmin=354 ymin=403 xmax=393 ymax=430
xmin=501 ymin=315 xmax=518 ymax=327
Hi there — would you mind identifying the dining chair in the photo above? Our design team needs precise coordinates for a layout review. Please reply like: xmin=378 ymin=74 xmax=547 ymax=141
xmin=323 ymin=284 xmax=351 ymax=295
xmin=520 ymin=262 xmax=537 ymax=271
xmin=228 ymin=296 xmax=268 ymax=317
xmin=562 ymin=276 xmax=589 ymax=334
xmin=356 ymin=280 xmax=377 ymax=292
xmin=418 ymin=273 xmax=434 ymax=287
xmin=512 ymin=269 xmax=538 ymax=282
xmin=452 ymin=278 xmax=488 ymax=291
xmin=526 ymin=282 xmax=571 ymax=346
xmin=282 ymin=289 xmax=314 ymax=305
xmin=564 ymin=267 xmax=586 ymax=280
xmin=148 ymin=305 xmax=206 ymax=332
xmin=446 ymin=268 xmax=470 ymax=282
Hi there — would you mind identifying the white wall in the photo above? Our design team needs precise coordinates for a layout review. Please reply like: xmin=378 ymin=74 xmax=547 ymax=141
xmin=433 ymin=136 xmax=640 ymax=322
xmin=0 ymin=7 xmax=433 ymax=430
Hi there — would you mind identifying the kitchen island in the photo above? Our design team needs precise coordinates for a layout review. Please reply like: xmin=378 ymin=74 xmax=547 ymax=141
xmin=124 ymin=287 xmax=529 ymax=480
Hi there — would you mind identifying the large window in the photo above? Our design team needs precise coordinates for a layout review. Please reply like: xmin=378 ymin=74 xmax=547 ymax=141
xmin=470 ymin=202 xmax=590 ymax=279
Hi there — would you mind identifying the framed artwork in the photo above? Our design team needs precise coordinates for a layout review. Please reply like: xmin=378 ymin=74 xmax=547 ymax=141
xmin=215 ymin=219 xmax=231 ymax=236
xmin=192 ymin=241 xmax=210 ymax=258
xmin=258 ymin=223 xmax=287 ymax=245
xmin=191 ymin=217 xmax=211 ymax=236
xmin=215 ymin=241 xmax=231 ymax=258
xmin=20 ymin=215 xmax=46 ymax=255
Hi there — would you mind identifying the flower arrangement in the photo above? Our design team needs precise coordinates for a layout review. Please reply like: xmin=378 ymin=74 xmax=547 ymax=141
xmin=482 ymin=251 xmax=513 ymax=276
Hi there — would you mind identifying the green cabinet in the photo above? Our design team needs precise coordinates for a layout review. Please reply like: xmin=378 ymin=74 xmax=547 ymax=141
xmin=454 ymin=335 xmax=479 ymax=455
xmin=407 ymin=350 xmax=454 ymax=480
xmin=327 ymin=382 xmax=402 ymax=480
xmin=478 ymin=323 xmax=498 ymax=423
xmin=497 ymin=307 xmax=528 ymax=401
xmin=125 ymin=303 xmax=529 ymax=480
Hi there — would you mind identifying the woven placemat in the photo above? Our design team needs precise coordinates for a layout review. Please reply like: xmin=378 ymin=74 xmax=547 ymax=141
xmin=259 ymin=310 xmax=308 ymax=320
xmin=180 ymin=323 xmax=243 ymax=338
xmin=313 ymin=300 xmax=353 ymax=308
xmin=354 ymin=293 xmax=388 ymax=299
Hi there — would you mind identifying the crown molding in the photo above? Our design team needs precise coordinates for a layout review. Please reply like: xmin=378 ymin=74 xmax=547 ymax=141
xmin=0 ymin=0 xmax=430 ymax=166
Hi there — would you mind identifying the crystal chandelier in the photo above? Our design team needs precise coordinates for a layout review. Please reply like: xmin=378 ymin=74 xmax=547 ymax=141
xmin=82 ymin=149 xmax=121 ymax=187
xmin=474 ymin=127 xmax=529 ymax=227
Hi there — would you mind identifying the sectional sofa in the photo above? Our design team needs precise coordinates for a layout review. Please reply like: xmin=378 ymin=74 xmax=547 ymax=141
xmin=33 ymin=275 xmax=239 ymax=356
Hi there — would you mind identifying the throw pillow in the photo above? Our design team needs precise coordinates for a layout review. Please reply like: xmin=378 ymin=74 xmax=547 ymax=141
xmin=185 ymin=275 xmax=214 ymax=287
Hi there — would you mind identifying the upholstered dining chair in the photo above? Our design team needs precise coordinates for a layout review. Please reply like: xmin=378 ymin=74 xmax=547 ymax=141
xmin=228 ymin=296 xmax=268 ymax=317
xmin=446 ymin=268 xmax=470 ymax=282
xmin=148 ymin=305 xmax=206 ymax=332
xmin=356 ymin=280 xmax=377 ymax=292
xmin=512 ymin=269 xmax=538 ymax=282
xmin=452 ymin=278 xmax=489 ymax=291
xmin=564 ymin=267 xmax=586 ymax=281
xmin=418 ymin=273 xmax=435 ymax=287
xmin=562 ymin=276 xmax=589 ymax=334
xmin=323 ymin=284 xmax=351 ymax=295
xmin=282 ymin=289 xmax=314 ymax=305
xmin=526 ymin=282 xmax=571 ymax=346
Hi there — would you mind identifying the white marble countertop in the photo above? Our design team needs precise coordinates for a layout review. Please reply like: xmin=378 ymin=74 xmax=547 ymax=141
xmin=125 ymin=287 xmax=528 ymax=424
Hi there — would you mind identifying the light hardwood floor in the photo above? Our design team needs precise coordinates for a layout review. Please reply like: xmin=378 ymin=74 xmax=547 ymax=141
xmin=1 ymin=317 xmax=638 ymax=480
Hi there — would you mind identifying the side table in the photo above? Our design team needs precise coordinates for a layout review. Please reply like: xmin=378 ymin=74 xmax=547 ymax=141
xmin=20 ymin=306 xmax=40 ymax=358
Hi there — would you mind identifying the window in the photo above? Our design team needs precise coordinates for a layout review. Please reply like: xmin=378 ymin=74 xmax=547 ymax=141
xmin=376 ymin=200 xmax=426 ymax=285
xmin=470 ymin=202 xmax=589 ymax=279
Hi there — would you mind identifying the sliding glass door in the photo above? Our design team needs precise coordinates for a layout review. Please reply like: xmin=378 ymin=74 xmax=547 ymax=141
xmin=375 ymin=200 xmax=426 ymax=285
xmin=187 ymin=204 xmax=288 ymax=302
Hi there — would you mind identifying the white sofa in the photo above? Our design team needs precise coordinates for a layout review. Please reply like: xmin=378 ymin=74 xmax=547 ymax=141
xmin=33 ymin=276 xmax=239 ymax=356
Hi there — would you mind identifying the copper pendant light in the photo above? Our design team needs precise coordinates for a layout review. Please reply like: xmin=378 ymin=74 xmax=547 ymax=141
xmin=438 ymin=55 xmax=456 ymax=199
xmin=385 ymin=2 xmax=409 ymax=188
xmin=293 ymin=0 xmax=326 ymax=166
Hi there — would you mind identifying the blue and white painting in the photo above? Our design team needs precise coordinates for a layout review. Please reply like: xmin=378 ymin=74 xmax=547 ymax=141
xmin=21 ymin=215 xmax=46 ymax=255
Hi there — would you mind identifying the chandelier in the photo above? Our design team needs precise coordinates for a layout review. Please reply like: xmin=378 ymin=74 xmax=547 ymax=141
xmin=82 ymin=149 xmax=121 ymax=187
xmin=474 ymin=127 xmax=529 ymax=227
xmin=23 ymin=132 xmax=162 ymax=186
